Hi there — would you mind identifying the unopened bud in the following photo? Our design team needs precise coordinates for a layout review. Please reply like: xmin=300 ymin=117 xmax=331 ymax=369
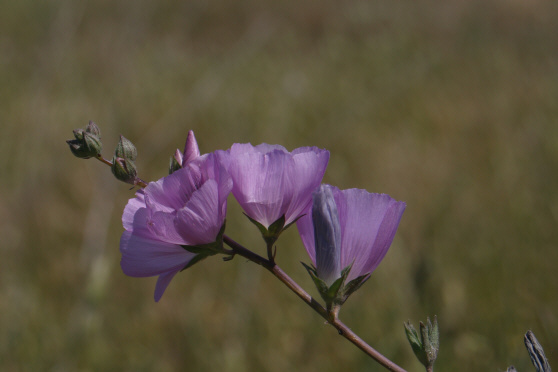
xmin=524 ymin=330 xmax=552 ymax=372
xmin=115 ymin=135 xmax=137 ymax=161
xmin=66 ymin=123 xmax=102 ymax=159
xmin=111 ymin=156 xmax=138 ymax=184
xmin=183 ymin=130 xmax=200 ymax=164
xmin=404 ymin=316 xmax=439 ymax=370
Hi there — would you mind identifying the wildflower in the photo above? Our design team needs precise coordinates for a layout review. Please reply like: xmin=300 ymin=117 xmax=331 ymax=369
xmin=297 ymin=184 xmax=405 ymax=308
xmin=120 ymin=152 xmax=232 ymax=301
xmin=221 ymin=143 xmax=329 ymax=243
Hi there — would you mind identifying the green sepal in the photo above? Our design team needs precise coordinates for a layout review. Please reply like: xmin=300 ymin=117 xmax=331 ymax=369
xmin=302 ymin=262 xmax=352 ymax=311
xmin=169 ymin=155 xmax=182 ymax=174
xmin=244 ymin=214 xmax=286 ymax=246
xmin=179 ymin=222 xmax=227 ymax=270
xmin=183 ymin=222 xmax=226 ymax=254
xmin=404 ymin=321 xmax=428 ymax=366
xmin=302 ymin=262 xmax=329 ymax=300
xmin=340 ymin=273 xmax=371 ymax=302
xmin=111 ymin=156 xmax=138 ymax=184
xmin=328 ymin=264 xmax=352 ymax=301
xmin=282 ymin=214 xmax=306 ymax=233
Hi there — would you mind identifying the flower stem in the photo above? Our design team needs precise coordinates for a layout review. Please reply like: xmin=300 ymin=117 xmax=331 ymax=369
xmin=223 ymin=234 xmax=407 ymax=372
xmin=95 ymin=154 xmax=113 ymax=167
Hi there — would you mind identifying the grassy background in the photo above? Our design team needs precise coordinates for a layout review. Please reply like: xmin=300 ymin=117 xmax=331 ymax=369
xmin=1 ymin=0 xmax=557 ymax=370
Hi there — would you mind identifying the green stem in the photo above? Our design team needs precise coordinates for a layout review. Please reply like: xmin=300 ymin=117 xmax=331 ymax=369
xmin=223 ymin=234 xmax=407 ymax=372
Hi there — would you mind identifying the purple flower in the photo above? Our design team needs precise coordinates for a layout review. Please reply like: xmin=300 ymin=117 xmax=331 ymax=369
xmin=297 ymin=184 xmax=406 ymax=287
xmin=120 ymin=152 xmax=232 ymax=301
xmin=222 ymin=143 xmax=329 ymax=229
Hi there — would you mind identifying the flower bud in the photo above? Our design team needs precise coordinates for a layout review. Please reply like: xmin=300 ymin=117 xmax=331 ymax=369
xmin=111 ymin=156 xmax=138 ymax=184
xmin=66 ymin=123 xmax=102 ymax=159
xmin=524 ymin=330 xmax=551 ymax=372
xmin=115 ymin=135 xmax=137 ymax=161
xmin=183 ymin=130 xmax=200 ymax=164
xmin=404 ymin=316 xmax=439 ymax=370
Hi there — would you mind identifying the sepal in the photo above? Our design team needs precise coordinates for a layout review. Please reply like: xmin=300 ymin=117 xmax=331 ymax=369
xmin=341 ymin=273 xmax=371 ymax=302
xmin=169 ymin=150 xmax=183 ymax=174
xmin=111 ymin=156 xmax=138 ymax=184
xmin=404 ymin=316 xmax=439 ymax=370
xmin=180 ymin=223 xmax=228 ymax=270
xmin=245 ymin=214 xmax=287 ymax=246
xmin=303 ymin=262 xmax=357 ymax=312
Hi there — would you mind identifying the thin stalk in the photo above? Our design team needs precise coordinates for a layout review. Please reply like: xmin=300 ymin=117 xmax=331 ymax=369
xmin=223 ymin=234 xmax=407 ymax=372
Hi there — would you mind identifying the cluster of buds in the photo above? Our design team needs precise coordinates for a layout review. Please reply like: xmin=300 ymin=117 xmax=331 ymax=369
xmin=66 ymin=121 xmax=102 ymax=159
xmin=66 ymin=121 xmax=141 ymax=186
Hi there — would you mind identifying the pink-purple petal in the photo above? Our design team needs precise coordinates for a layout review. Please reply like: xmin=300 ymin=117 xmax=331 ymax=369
xmin=120 ymin=231 xmax=195 ymax=277
xmin=176 ymin=180 xmax=223 ymax=245
xmin=227 ymin=143 xmax=329 ymax=229
xmin=183 ymin=130 xmax=200 ymax=165
xmin=154 ymin=271 xmax=180 ymax=302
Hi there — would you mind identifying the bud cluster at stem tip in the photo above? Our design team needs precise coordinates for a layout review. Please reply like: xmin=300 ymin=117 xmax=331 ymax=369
xmin=66 ymin=121 xmax=102 ymax=159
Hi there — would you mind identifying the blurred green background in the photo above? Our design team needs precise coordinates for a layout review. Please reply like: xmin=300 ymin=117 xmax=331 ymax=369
xmin=1 ymin=0 xmax=557 ymax=370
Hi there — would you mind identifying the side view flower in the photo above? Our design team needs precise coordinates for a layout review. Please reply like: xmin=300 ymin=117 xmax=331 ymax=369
xmin=220 ymin=143 xmax=329 ymax=246
xmin=120 ymin=151 xmax=232 ymax=301
xmin=297 ymin=184 xmax=406 ymax=310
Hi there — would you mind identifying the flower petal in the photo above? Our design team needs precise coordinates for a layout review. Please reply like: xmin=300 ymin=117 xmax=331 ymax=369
xmin=154 ymin=270 xmax=180 ymax=302
xmin=183 ymin=130 xmax=200 ymax=165
xmin=176 ymin=179 xmax=224 ymax=245
xmin=296 ymin=209 xmax=316 ymax=266
xmin=229 ymin=146 xmax=292 ymax=228
xmin=283 ymin=148 xmax=329 ymax=225
xmin=339 ymin=190 xmax=405 ymax=282
xmin=120 ymin=230 xmax=195 ymax=277
xmin=312 ymin=185 xmax=342 ymax=285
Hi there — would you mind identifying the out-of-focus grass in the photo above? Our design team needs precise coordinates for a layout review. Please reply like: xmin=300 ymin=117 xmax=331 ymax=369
xmin=1 ymin=0 xmax=557 ymax=370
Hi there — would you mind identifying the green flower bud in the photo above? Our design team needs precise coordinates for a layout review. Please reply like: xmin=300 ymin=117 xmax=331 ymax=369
xmin=66 ymin=123 xmax=102 ymax=159
xmin=111 ymin=156 xmax=138 ymax=184
xmin=404 ymin=316 xmax=439 ymax=371
xmin=115 ymin=135 xmax=137 ymax=161
xmin=524 ymin=330 xmax=551 ymax=372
